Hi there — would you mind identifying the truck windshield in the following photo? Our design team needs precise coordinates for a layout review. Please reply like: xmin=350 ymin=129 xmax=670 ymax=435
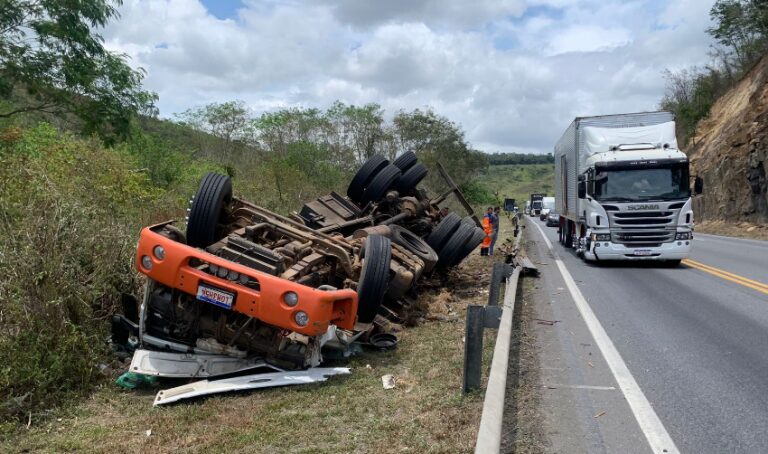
xmin=542 ymin=199 xmax=555 ymax=210
xmin=593 ymin=163 xmax=690 ymax=202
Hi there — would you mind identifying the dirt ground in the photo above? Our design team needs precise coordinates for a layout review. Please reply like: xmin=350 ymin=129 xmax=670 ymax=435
xmin=695 ymin=219 xmax=768 ymax=241
xmin=0 ymin=219 xmax=530 ymax=454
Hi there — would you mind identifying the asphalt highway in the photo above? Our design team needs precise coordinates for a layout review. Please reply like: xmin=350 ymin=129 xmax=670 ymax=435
xmin=524 ymin=217 xmax=768 ymax=453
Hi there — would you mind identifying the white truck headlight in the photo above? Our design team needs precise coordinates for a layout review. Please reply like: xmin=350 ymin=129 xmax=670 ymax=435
xmin=141 ymin=255 xmax=153 ymax=270
xmin=294 ymin=311 xmax=309 ymax=327
xmin=675 ymin=232 xmax=691 ymax=240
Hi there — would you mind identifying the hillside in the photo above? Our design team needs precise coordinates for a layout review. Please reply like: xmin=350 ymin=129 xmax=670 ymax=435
xmin=478 ymin=164 xmax=555 ymax=209
xmin=687 ymin=53 xmax=768 ymax=225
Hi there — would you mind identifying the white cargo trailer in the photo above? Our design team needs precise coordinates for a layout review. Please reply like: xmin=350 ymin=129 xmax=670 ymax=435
xmin=553 ymin=111 xmax=694 ymax=264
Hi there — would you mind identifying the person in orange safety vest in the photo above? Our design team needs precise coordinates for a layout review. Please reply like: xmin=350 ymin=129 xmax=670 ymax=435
xmin=480 ymin=207 xmax=493 ymax=256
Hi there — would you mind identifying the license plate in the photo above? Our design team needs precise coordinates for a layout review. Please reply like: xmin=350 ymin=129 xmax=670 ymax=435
xmin=633 ymin=249 xmax=652 ymax=256
xmin=197 ymin=284 xmax=235 ymax=309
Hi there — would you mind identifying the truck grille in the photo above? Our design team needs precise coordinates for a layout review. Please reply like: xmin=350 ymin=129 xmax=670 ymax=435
xmin=607 ymin=209 xmax=679 ymax=246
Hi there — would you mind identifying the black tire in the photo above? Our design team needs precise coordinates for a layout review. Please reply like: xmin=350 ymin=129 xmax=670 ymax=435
xmin=397 ymin=163 xmax=428 ymax=193
xmin=187 ymin=173 xmax=232 ymax=248
xmin=347 ymin=155 xmax=388 ymax=204
xmin=427 ymin=212 xmax=462 ymax=253
xmin=564 ymin=220 xmax=573 ymax=248
xmin=664 ymin=259 xmax=682 ymax=267
xmin=389 ymin=225 xmax=439 ymax=272
xmin=392 ymin=151 xmax=417 ymax=172
xmin=436 ymin=223 xmax=476 ymax=270
xmin=357 ymin=235 xmax=392 ymax=324
xmin=456 ymin=227 xmax=485 ymax=265
xmin=361 ymin=164 xmax=401 ymax=205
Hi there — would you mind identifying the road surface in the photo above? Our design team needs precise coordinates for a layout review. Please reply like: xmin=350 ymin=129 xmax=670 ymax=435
xmin=522 ymin=217 xmax=768 ymax=453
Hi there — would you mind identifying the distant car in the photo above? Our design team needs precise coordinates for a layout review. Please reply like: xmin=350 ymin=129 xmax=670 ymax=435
xmin=546 ymin=212 xmax=559 ymax=227
xmin=539 ymin=209 xmax=550 ymax=221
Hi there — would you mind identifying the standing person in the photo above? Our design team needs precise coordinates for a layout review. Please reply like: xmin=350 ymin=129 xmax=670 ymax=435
xmin=480 ymin=207 xmax=493 ymax=256
xmin=489 ymin=206 xmax=501 ymax=255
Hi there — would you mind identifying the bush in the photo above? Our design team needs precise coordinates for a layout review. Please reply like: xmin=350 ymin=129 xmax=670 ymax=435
xmin=0 ymin=124 xmax=163 ymax=421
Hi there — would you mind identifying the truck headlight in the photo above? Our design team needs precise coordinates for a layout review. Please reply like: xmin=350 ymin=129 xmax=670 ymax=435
xmin=153 ymin=245 xmax=165 ymax=260
xmin=283 ymin=291 xmax=299 ymax=307
xmin=675 ymin=232 xmax=691 ymax=240
xmin=141 ymin=255 xmax=153 ymax=270
xmin=591 ymin=233 xmax=611 ymax=242
xmin=294 ymin=311 xmax=309 ymax=327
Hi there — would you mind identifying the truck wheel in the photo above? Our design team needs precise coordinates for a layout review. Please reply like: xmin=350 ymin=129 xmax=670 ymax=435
xmin=392 ymin=151 xmax=417 ymax=171
xmin=454 ymin=226 xmax=485 ymax=266
xmin=357 ymin=235 xmax=392 ymax=324
xmin=361 ymin=164 xmax=401 ymax=205
xmin=187 ymin=172 xmax=232 ymax=248
xmin=389 ymin=225 xmax=438 ymax=272
xmin=397 ymin=163 xmax=428 ymax=193
xmin=436 ymin=222 xmax=475 ymax=270
xmin=347 ymin=155 xmax=388 ymax=204
xmin=427 ymin=212 xmax=461 ymax=253
xmin=564 ymin=220 xmax=573 ymax=248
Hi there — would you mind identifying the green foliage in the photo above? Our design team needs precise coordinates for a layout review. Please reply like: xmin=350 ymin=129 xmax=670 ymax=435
xmin=472 ymin=164 xmax=555 ymax=210
xmin=0 ymin=0 xmax=157 ymax=141
xmin=0 ymin=124 xmax=164 ymax=421
xmin=460 ymin=180 xmax=496 ymax=205
xmin=487 ymin=152 xmax=554 ymax=165
xmin=661 ymin=0 xmax=768 ymax=145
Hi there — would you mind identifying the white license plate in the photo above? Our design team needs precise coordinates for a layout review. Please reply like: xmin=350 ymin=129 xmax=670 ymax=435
xmin=633 ymin=249 xmax=652 ymax=256
xmin=197 ymin=284 xmax=235 ymax=309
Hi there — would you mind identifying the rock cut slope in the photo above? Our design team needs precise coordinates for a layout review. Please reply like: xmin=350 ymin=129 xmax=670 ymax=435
xmin=687 ymin=54 xmax=768 ymax=223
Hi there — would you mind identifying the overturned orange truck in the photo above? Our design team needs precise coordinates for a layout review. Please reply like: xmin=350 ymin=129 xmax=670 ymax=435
xmin=114 ymin=153 xmax=486 ymax=371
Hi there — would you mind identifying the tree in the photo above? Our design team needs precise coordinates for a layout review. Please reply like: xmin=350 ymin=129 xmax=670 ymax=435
xmin=176 ymin=101 xmax=251 ymax=161
xmin=0 ymin=0 xmax=157 ymax=140
xmin=392 ymin=109 xmax=488 ymax=191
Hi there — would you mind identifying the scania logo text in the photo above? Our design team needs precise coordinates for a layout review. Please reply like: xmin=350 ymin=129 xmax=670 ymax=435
xmin=627 ymin=204 xmax=660 ymax=210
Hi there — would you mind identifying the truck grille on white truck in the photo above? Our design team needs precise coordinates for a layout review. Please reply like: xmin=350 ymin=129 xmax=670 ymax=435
xmin=607 ymin=208 xmax=680 ymax=247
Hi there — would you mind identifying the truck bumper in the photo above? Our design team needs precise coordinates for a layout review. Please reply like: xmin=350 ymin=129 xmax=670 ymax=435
xmin=584 ymin=240 xmax=691 ymax=261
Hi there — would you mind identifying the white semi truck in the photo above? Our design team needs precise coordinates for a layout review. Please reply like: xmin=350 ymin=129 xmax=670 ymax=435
xmin=554 ymin=111 xmax=694 ymax=265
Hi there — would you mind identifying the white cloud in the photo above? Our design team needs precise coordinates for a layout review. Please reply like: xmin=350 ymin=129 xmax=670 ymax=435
xmin=102 ymin=0 xmax=717 ymax=153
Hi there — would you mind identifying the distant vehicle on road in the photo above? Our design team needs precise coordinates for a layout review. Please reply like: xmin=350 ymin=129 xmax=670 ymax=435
xmin=554 ymin=111 xmax=694 ymax=265
xmin=530 ymin=193 xmax=545 ymax=216
xmin=539 ymin=196 xmax=555 ymax=220
xmin=524 ymin=201 xmax=531 ymax=215
xmin=545 ymin=211 xmax=559 ymax=227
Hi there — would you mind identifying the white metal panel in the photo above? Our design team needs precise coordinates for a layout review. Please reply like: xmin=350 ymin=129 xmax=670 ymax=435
xmin=581 ymin=122 xmax=678 ymax=160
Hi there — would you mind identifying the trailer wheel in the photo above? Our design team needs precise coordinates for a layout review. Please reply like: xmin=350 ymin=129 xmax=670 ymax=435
xmin=187 ymin=172 xmax=232 ymax=248
xmin=436 ymin=222 xmax=475 ymax=270
xmin=564 ymin=220 xmax=574 ymax=248
xmin=427 ymin=212 xmax=461 ymax=253
xmin=396 ymin=163 xmax=428 ymax=193
xmin=392 ymin=151 xmax=418 ymax=172
xmin=356 ymin=235 xmax=392 ymax=324
xmin=347 ymin=154 xmax=389 ymax=204
xmin=361 ymin=164 xmax=401 ymax=205
xmin=389 ymin=225 xmax=438 ymax=272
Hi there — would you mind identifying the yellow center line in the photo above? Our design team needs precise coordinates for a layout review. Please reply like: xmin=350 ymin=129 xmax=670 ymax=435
xmin=682 ymin=259 xmax=768 ymax=295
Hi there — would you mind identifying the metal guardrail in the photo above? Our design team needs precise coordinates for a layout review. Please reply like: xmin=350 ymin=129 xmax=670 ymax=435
xmin=462 ymin=217 xmax=535 ymax=453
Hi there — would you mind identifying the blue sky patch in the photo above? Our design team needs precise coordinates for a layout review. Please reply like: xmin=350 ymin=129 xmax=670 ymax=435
xmin=201 ymin=0 xmax=244 ymax=20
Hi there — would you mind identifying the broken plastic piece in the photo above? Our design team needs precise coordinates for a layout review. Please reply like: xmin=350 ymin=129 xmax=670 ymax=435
xmin=153 ymin=367 xmax=351 ymax=406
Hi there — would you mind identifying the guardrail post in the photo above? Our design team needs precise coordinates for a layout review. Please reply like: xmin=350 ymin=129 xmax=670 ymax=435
xmin=463 ymin=305 xmax=485 ymax=393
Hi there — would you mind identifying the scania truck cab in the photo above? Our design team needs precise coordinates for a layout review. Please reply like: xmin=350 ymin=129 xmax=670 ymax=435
xmin=554 ymin=112 xmax=694 ymax=265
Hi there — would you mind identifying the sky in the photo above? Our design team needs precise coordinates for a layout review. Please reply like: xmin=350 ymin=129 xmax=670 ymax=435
xmin=102 ymin=0 xmax=717 ymax=154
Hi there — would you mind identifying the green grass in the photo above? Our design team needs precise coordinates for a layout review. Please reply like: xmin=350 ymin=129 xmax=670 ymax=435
xmin=0 ymin=219 xmax=519 ymax=453
xmin=477 ymin=164 xmax=555 ymax=209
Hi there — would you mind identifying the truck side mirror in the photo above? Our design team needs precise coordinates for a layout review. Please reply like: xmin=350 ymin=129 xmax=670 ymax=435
xmin=578 ymin=181 xmax=586 ymax=199
xmin=694 ymin=176 xmax=703 ymax=195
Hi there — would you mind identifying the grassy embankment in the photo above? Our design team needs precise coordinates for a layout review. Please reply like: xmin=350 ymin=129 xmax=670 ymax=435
xmin=1 ymin=217 xmax=520 ymax=454
xmin=477 ymin=163 xmax=555 ymax=209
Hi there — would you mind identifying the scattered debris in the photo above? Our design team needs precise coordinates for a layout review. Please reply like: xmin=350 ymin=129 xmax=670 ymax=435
xmin=145 ymin=429 xmax=152 ymax=437
xmin=153 ymin=367 xmax=351 ymax=406
xmin=593 ymin=411 xmax=606 ymax=419
xmin=381 ymin=374 xmax=396 ymax=390
xmin=533 ymin=318 xmax=559 ymax=326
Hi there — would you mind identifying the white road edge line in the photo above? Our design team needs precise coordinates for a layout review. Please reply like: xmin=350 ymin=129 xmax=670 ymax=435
xmin=529 ymin=220 xmax=680 ymax=454
xmin=543 ymin=384 xmax=617 ymax=391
